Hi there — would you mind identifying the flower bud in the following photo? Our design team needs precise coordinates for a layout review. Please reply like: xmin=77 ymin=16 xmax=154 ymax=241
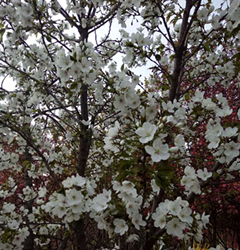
xmin=209 ymin=5 xmax=215 ymax=13
xmin=120 ymin=140 xmax=125 ymax=145
xmin=176 ymin=122 xmax=183 ymax=128
xmin=162 ymin=116 xmax=167 ymax=122
xmin=158 ymin=123 xmax=164 ymax=129
xmin=169 ymin=146 xmax=178 ymax=153
xmin=37 ymin=199 xmax=44 ymax=205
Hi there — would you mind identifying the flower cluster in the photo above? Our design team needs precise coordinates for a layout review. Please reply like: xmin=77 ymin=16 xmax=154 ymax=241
xmin=181 ymin=166 xmax=212 ymax=195
xmin=152 ymin=197 xmax=209 ymax=240
xmin=113 ymin=181 xmax=146 ymax=233
xmin=0 ymin=0 xmax=239 ymax=249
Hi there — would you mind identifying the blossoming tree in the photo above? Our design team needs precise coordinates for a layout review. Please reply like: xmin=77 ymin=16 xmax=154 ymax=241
xmin=0 ymin=0 xmax=239 ymax=250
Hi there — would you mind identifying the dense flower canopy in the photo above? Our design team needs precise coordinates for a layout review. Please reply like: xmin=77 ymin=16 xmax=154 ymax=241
xmin=0 ymin=0 xmax=239 ymax=250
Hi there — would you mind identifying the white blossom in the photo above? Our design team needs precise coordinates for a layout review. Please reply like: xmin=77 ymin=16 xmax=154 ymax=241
xmin=113 ymin=219 xmax=128 ymax=236
xmin=136 ymin=122 xmax=157 ymax=144
xmin=145 ymin=138 xmax=170 ymax=162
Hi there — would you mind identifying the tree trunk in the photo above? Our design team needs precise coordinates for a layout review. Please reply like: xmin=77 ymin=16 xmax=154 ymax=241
xmin=23 ymin=149 xmax=34 ymax=250
xmin=75 ymin=219 xmax=88 ymax=250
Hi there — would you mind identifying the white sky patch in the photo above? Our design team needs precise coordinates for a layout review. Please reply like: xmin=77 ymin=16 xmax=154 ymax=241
xmin=1 ymin=76 xmax=16 ymax=91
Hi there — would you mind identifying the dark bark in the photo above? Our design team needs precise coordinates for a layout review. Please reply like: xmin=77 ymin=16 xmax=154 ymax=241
xmin=23 ymin=149 xmax=34 ymax=250
xmin=72 ymin=3 xmax=92 ymax=245
xmin=211 ymin=209 xmax=217 ymax=247
xmin=169 ymin=0 xmax=201 ymax=102
xmin=141 ymin=228 xmax=166 ymax=250
xmin=74 ymin=87 xmax=91 ymax=250
xmin=142 ymin=2 xmax=203 ymax=249
xmin=57 ymin=237 xmax=69 ymax=250
xmin=169 ymin=46 xmax=186 ymax=102
xmin=75 ymin=219 xmax=87 ymax=250
xmin=77 ymin=84 xmax=91 ymax=177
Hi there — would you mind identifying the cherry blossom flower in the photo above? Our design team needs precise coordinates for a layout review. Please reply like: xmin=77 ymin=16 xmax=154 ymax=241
xmin=8 ymin=219 xmax=20 ymax=230
xmin=112 ymin=181 xmax=122 ymax=193
xmin=174 ymin=134 xmax=185 ymax=148
xmin=215 ymin=105 xmax=232 ymax=117
xmin=228 ymin=0 xmax=240 ymax=16
xmin=162 ymin=100 xmax=180 ymax=113
xmin=126 ymin=234 xmax=139 ymax=243
xmin=65 ymin=211 xmax=81 ymax=223
xmin=135 ymin=122 xmax=157 ymax=144
xmin=10 ymin=153 xmax=19 ymax=163
xmin=197 ymin=7 xmax=209 ymax=21
xmin=66 ymin=188 xmax=84 ymax=206
xmin=166 ymin=218 xmax=185 ymax=239
xmin=114 ymin=94 xmax=126 ymax=111
xmin=191 ymin=89 xmax=205 ymax=102
xmin=178 ymin=207 xmax=193 ymax=224
xmin=92 ymin=190 xmax=111 ymax=212
xmin=197 ymin=168 xmax=212 ymax=181
xmin=145 ymin=138 xmax=170 ymax=162
xmin=71 ymin=202 xmax=84 ymax=214
xmin=52 ymin=205 xmax=68 ymax=218
xmin=201 ymin=212 xmax=210 ymax=229
xmin=151 ymin=179 xmax=160 ymax=193
xmin=184 ymin=166 xmax=196 ymax=178
xmin=104 ymin=122 xmax=121 ymax=152
xmin=168 ymin=200 xmax=182 ymax=216
xmin=80 ymin=57 xmax=91 ymax=73
xmin=131 ymin=213 xmax=146 ymax=230
xmin=126 ymin=201 xmax=139 ymax=216
xmin=121 ymin=181 xmax=137 ymax=197
xmin=124 ymin=89 xmax=141 ymax=109
xmin=71 ymin=174 xmax=86 ymax=187
xmin=207 ymin=137 xmax=220 ymax=149
xmin=95 ymin=215 xmax=107 ymax=230
xmin=154 ymin=214 xmax=166 ymax=229
xmin=224 ymin=141 xmax=240 ymax=159
xmin=62 ymin=177 xmax=74 ymax=188
xmin=57 ymin=55 xmax=73 ymax=70
xmin=169 ymin=146 xmax=179 ymax=153
xmin=113 ymin=218 xmax=128 ymax=235
xmin=189 ymin=179 xmax=201 ymax=194
xmin=222 ymin=127 xmax=238 ymax=137
xmin=146 ymin=105 xmax=158 ymax=121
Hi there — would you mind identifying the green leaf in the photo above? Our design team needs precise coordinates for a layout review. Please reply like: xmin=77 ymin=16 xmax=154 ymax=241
xmin=120 ymin=151 xmax=131 ymax=158
xmin=231 ymin=52 xmax=240 ymax=60
xmin=116 ymin=171 xmax=130 ymax=181
xmin=117 ymin=159 xmax=135 ymax=170
xmin=70 ymin=82 xmax=78 ymax=89
xmin=1 ymin=228 xmax=16 ymax=243
xmin=155 ymin=160 xmax=173 ymax=175
xmin=125 ymin=41 xmax=134 ymax=47
xmin=155 ymin=174 xmax=170 ymax=190
xmin=155 ymin=160 xmax=174 ymax=190
xmin=169 ymin=54 xmax=175 ymax=61
xmin=56 ymin=186 xmax=66 ymax=195
xmin=46 ymin=36 xmax=51 ymax=42
xmin=70 ymin=55 xmax=77 ymax=62
xmin=230 ymin=23 xmax=240 ymax=37
xmin=26 ymin=164 xmax=31 ymax=170
xmin=155 ymin=54 xmax=161 ymax=61
xmin=22 ymin=160 xmax=30 ymax=166
xmin=115 ymin=159 xmax=136 ymax=181
xmin=203 ymin=42 xmax=211 ymax=52
xmin=0 ymin=28 xmax=5 ymax=43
